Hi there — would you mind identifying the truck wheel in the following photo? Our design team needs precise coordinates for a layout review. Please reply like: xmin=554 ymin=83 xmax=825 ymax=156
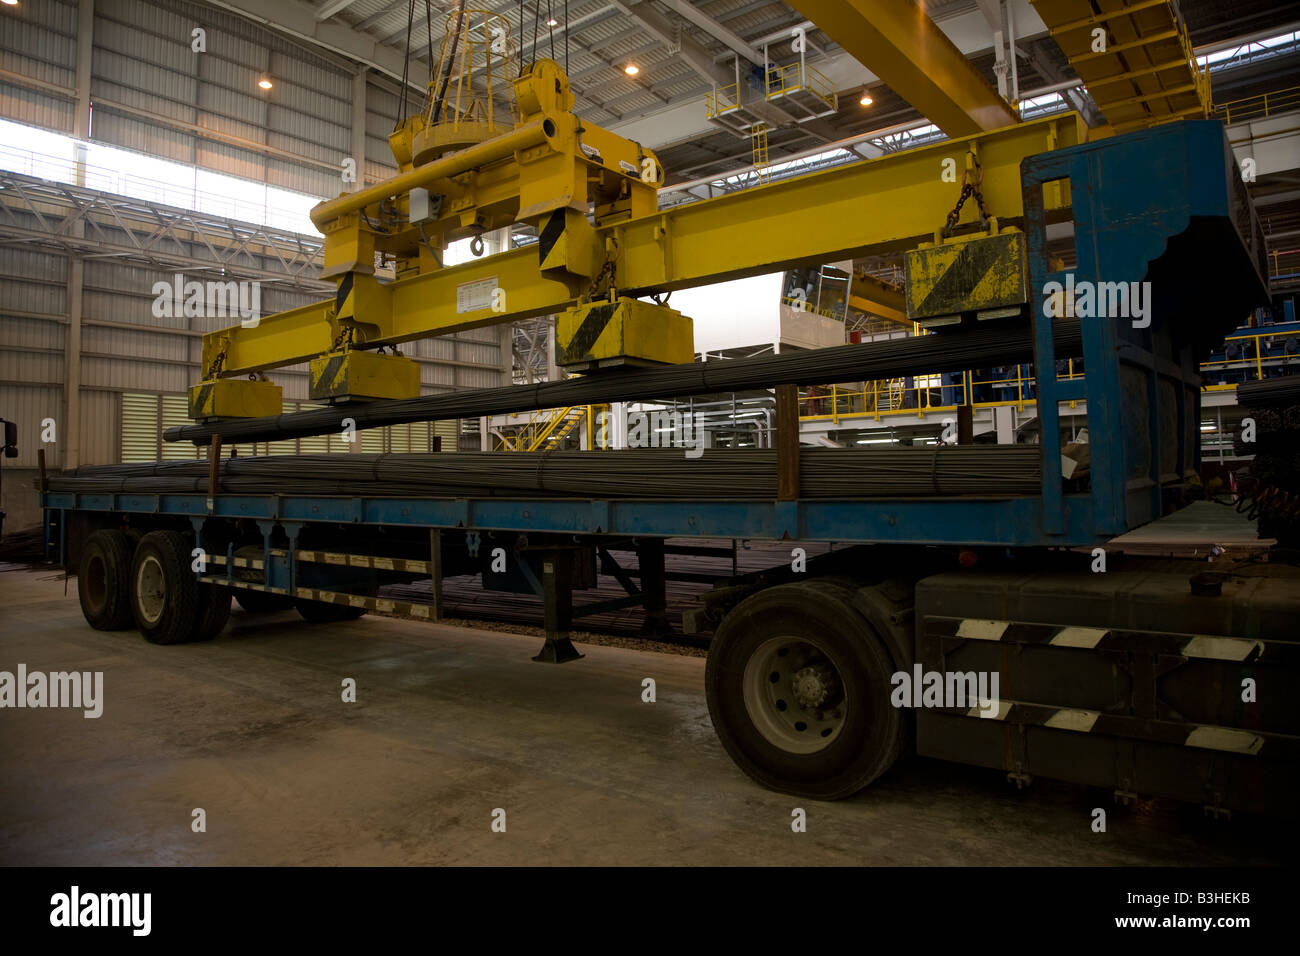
xmin=78 ymin=530 xmax=135 ymax=630
xmin=705 ymin=580 xmax=903 ymax=800
xmin=193 ymin=584 xmax=231 ymax=641
xmin=130 ymin=530 xmax=202 ymax=645
xmin=295 ymin=598 xmax=367 ymax=623
xmin=234 ymin=590 xmax=295 ymax=613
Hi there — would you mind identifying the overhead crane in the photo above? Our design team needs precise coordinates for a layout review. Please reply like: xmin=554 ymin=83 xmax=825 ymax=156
xmin=190 ymin=54 xmax=1083 ymax=414
xmin=42 ymin=15 xmax=1300 ymax=817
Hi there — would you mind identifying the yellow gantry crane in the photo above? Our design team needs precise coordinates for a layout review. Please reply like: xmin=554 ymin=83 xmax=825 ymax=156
xmin=190 ymin=15 xmax=1084 ymax=424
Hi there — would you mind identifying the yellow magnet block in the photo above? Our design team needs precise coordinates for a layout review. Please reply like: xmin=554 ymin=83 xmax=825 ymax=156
xmin=188 ymin=377 xmax=283 ymax=421
xmin=556 ymin=297 xmax=693 ymax=371
xmin=905 ymin=229 xmax=1027 ymax=320
xmin=309 ymin=349 xmax=421 ymax=403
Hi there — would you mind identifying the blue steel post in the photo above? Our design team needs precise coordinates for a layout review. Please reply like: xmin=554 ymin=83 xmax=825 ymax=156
xmin=1020 ymin=153 xmax=1067 ymax=536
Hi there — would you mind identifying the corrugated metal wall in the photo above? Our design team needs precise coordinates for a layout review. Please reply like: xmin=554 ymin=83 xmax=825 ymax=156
xmin=0 ymin=0 xmax=509 ymax=507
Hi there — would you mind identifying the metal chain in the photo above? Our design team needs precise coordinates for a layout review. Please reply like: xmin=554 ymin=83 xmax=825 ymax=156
xmin=205 ymin=350 xmax=226 ymax=380
xmin=942 ymin=153 xmax=990 ymax=238
xmin=330 ymin=326 xmax=356 ymax=353
xmin=585 ymin=243 xmax=620 ymax=302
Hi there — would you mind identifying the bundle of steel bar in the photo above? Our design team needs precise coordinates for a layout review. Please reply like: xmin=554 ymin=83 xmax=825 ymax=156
xmin=164 ymin=321 xmax=1084 ymax=446
xmin=48 ymin=447 xmax=1043 ymax=499
xmin=1237 ymin=377 xmax=1300 ymax=408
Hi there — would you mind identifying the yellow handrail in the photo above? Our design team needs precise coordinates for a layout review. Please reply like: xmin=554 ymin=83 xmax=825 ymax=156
xmin=706 ymin=82 xmax=742 ymax=119
xmin=1212 ymin=85 xmax=1300 ymax=125
xmin=797 ymin=329 xmax=1300 ymax=420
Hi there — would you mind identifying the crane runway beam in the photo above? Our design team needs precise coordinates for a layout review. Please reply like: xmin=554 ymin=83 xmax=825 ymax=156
xmin=787 ymin=0 xmax=1019 ymax=137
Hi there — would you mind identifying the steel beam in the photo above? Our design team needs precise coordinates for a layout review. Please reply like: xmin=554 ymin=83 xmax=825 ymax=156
xmin=787 ymin=0 xmax=1019 ymax=137
xmin=204 ymin=113 xmax=1081 ymax=375
xmin=613 ymin=0 xmax=839 ymax=142
xmin=849 ymin=271 xmax=908 ymax=325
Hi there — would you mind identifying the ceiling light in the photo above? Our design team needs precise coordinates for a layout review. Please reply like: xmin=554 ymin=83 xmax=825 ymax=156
xmin=859 ymin=94 xmax=873 ymax=106
xmin=624 ymin=63 xmax=640 ymax=75
xmin=0 ymin=1 xmax=18 ymax=6
xmin=258 ymin=77 xmax=273 ymax=90
xmin=546 ymin=17 xmax=558 ymax=27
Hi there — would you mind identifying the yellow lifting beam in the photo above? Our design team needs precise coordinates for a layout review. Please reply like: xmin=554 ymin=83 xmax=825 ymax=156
xmin=787 ymin=0 xmax=1019 ymax=137
xmin=200 ymin=110 xmax=1082 ymax=381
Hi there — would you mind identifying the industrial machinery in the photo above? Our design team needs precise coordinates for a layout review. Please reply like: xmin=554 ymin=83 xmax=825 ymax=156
xmin=41 ymin=36 xmax=1299 ymax=817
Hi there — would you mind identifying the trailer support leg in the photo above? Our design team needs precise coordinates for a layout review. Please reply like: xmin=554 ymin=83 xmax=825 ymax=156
xmin=533 ymin=557 xmax=583 ymax=663
xmin=637 ymin=537 xmax=671 ymax=636
xmin=429 ymin=528 xmax=443 ymax=621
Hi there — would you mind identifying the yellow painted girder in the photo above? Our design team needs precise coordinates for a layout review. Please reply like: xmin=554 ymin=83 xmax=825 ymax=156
xmin=848 ymin=272 xmax=908 ymax=325
xmin=203 ymin=113 xmax=1082 ymax=377
xmin=788 ymin=0 xmax=1018 ymax=137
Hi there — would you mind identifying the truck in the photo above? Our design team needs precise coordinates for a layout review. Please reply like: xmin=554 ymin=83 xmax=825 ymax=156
xmin=41 ymin=114 xmax=1299 ymax=818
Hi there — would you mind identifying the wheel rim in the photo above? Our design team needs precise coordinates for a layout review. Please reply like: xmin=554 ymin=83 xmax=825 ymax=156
xmin=136 ymin=554 xmax=166 ymax=625
xmin=742 ymin=636 xmax=848 ymax=754
xmin=85 ymin=553 xmax=107 ymax=609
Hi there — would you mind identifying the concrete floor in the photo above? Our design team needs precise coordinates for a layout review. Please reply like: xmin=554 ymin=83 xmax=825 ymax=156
xmin=0 ymin=568 xmax=1290 ymax=866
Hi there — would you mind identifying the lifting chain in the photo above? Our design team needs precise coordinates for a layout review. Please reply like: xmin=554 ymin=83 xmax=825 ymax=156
xmin=204 ymin=349 xmax=226 ymax=380
xmin=584 ymin=242 xmax=621 ymax=303
xmin=942 ymin=151 xmax=990 ymax=239
xmin=329 ymin=325 xmax=357 ymax=353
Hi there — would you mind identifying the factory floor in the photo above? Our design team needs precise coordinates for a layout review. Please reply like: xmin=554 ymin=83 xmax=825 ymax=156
xmin=0 ymin=567 xmax=1288 ymax=867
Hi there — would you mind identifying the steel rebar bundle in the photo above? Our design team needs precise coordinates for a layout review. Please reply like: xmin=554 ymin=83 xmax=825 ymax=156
xmin=1237 ymin=376 xmax=1300 ymax=408
xmin=48 ymin=447 xmax=1043 ymax=499
xmin=164 ymin=321 xmax=1083 ymax=446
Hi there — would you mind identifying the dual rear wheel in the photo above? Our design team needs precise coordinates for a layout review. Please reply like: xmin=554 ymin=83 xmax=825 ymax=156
xmin=79 ymin=529 xmax=228 ymax=643
xmin=78 ymin=529 xmax=367 ymax=640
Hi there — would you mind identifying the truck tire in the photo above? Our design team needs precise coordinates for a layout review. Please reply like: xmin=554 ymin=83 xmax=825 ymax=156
xmin=78 ymin=530 xmax=136 ymax=630
xmin=234 ymin=590 xmax=295 ymax=613
xmin=295 ymin=598 xmax=367 ymax=623
xmin=705 ymin=580 xmax=903 ymax=800
xmin=129 ymin=530 xmax=202 ymax=645
xmin=193 ymin=584 xmax=232 ymax=642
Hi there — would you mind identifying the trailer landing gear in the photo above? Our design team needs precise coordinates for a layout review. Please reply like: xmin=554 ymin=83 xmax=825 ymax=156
xmin=534 ymin=558 xmax=584 ymax=663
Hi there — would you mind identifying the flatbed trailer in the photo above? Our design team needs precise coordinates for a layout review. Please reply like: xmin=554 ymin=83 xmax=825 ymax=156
xmin=41 ymin=121 xmax=1300 ymax=816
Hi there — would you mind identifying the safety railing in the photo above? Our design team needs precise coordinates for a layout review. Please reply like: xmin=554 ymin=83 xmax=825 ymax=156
xmin=797 ymin=330 xmax=1300 ymax=422
xmin=1200 ymin=330 xmax=1300 ymax=391
xmin=780 ymin=295 xmax=839 ymax=318
xmin=705 ymin=82 xmax=743 ymax=119
xmin=496 ymin=406 xmax=585 ymax=451
xmin=764 ymin=61 xmax=836 ymax=112
xmin=1267 ymin=247 xmax=1299 ymax=279
xmin=1212 ymin=85 xmax=1300 ymax=125
xmin=798 ymin=362 xmax=1087 ymax=423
